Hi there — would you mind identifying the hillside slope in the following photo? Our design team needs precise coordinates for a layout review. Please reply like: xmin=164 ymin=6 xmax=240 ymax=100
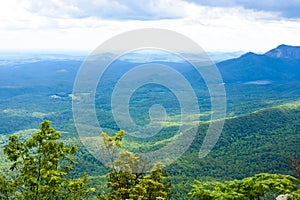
xmin=217 ymin=44 xmax=300 ymax=83
xmin=1 ymin=101 xmax=300 ymax=199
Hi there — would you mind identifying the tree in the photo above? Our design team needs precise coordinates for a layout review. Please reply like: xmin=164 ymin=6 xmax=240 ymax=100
xmin=189 ymin=173 xmax=300 ymax=200
xmin=98 ymin=131 xmax=171 ymax=200
xmin=289 ymin=153 xmax=300 ymax=180
xmin=0 ymin=120 xmax=94 ymax=200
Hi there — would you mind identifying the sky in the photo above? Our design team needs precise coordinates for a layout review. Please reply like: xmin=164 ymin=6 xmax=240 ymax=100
xmin=0 ymin=0 xmax=300 ymax=53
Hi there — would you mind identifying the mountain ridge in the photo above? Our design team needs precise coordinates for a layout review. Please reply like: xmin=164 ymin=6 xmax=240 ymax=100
xmin=217 ymin=44 xmax=300 ymax=83
xmin=265 ymin=44 xmax=300 ymax=59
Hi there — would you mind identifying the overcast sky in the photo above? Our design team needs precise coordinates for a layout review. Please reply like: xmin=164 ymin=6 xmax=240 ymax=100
xmin=1 ymin=0 xmax=300 ymax=52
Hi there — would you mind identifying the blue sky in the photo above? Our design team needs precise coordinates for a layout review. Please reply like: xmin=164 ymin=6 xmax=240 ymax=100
xmin=0 ymin=0 xmax=300 ymax=52
xmin=186 ymin=0 xmax=300 ymax=18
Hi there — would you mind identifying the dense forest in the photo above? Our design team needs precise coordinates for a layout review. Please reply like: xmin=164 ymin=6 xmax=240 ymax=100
xmin=1 ymin=120 xmax=300 ymax=199
xmin=1 ymin=45 xmax=300 ymax=199
xmin=1 ymin=0 xmax=300 ymax=196
xmin=1 ymin=101 xmax=300 ymax=199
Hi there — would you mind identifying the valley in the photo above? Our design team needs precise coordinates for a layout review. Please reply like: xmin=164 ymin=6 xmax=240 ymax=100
xmin=0 ymin=45 xmax=300 ymax=199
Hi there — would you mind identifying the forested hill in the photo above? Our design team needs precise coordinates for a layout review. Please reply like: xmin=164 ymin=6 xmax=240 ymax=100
xmin=166 ymin=101 xmax=300 ymax=198
xmin=1 ymin=100 xmax=299 ymax=199
xmin=169 ymin=101 xmax=300 ymax=180
xmin=217 ymin=44 xmax=300 ymax=83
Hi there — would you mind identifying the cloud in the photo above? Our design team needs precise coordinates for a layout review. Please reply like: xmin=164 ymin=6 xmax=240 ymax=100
xmin=20 ymin=0 xmax=187 ymax=20
xmin=1 ymin=0 xmax=300 ymax=52
xmin=20 ymin=0 xmax=300 ymax=22
xmin=185 ymin=0 xmax=300 ymax=19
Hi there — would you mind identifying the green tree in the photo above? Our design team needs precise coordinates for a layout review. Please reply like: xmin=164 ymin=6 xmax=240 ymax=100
xmin=189 ymin=173 xmax=300 ymax=200
xmin=0 ymin=120 xmax=94 ymax=200
xmin=289 ymin=153 xmax=300 ymax=180
xmin=99 ymin=131 xmax=171 ymax=200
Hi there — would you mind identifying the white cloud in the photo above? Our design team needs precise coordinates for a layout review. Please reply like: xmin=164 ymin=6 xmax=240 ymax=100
xmin=0 ymin=0 xmax=299 ymax=52
xmin=19 ymin=0 xmax=187 ymax=20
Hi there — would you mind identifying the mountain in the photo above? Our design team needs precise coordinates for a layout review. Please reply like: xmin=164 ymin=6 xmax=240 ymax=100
xmin=217 ymin=44 xmax=300 ymax=83
xmin=265 ymin=44 xmax=300 ymax=59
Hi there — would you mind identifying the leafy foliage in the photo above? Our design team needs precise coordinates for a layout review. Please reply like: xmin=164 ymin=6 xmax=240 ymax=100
xmin=0 ymin=120 xmax=94 ymax=200
xmin=189 ymin=173 xmax=300 ymax=199
xmin=98 ymin=131 xmax=172 ymax=200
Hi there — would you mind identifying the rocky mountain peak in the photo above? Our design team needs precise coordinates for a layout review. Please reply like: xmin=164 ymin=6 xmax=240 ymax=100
xmin=265 ymin=44 xmax=300 ymax=59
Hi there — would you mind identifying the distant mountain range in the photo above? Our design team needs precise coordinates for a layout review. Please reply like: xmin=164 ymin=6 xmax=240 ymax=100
xmin=217 ymin=44 xmax=300 ymax=83
xmin=1 ymin=44 xmax=300 ymax=91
